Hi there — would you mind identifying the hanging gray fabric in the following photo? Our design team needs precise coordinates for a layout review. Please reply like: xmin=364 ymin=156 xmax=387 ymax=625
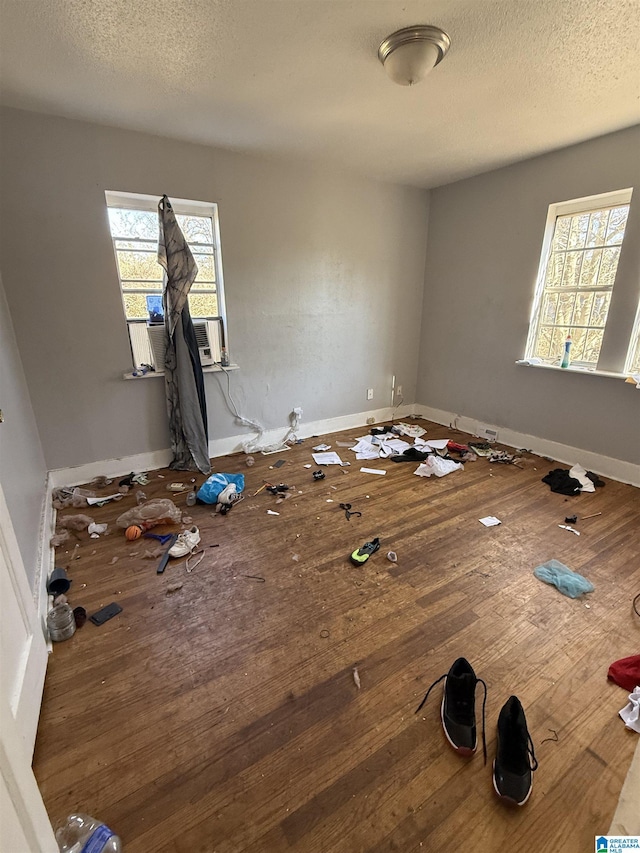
xmin=158 ymin=195 xmax=211 ymax=474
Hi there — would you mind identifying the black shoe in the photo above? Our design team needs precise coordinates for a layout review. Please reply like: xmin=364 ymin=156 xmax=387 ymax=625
xmin=493 ymin=696 xmax=538 ymax=806
xmin=415 ymin=657 xmax=487 ymax=762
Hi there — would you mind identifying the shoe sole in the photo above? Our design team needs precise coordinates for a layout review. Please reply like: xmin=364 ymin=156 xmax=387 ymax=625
xmin=440 ymin=685 xmax=476 ymax=757
xmin=492 ymin=759 xmax=532 ymax=806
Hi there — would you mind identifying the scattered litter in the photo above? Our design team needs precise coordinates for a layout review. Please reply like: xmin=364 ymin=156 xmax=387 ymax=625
xmin=53 ymin=594 xmax=68 ymax=606
xmin=304 ymin=464 xmax=312 ymax=469
xmin=182 ymin=515 xmax=193 ymax=525
xmin=186 ymin=549 xmax=205 ymax=573
xmin=414 ymin=457 xmax=463 ymax=478
xmin=564 ymin=515 xmax=578 ymax=524
xmin=533 ymin=559 xmax=594 ymax=598
xmin=558 ymin=524 xmax=580 ymax=536
xmin=292 ymin=554 xmax=300 ymax=561
xmin=313 ymin=443 xmax=332 ymax=451
xmin=582 ymin=511 xmax=603 ymax=520
xmin=167 ymin=482 xmax=189 ymax=492
xmin=110 ymin=556 xmax=119 ymax=564
xmin=336 ymin=441 xmax=355 ymax=447
xmin=197 ymin=472 xmax=245 ymax=505
xmin=132 ymin=473 xmax=149 ymax=486
xmin=479 ymin=516 xmax=501 ymax=527
xmin=468 ymin=441 xmax=493 ymax=456
xmin=320 ymin=629 xmax=331 ymax=638
xmin=271 ymin=459 xmax=287 ymax=468
xmin=47 ymin=604 xmax=76 ymax=642
xmin=619 ymin=687 xmax=640 ymax=733
xmin=267 ymin=510 xmax=280 ymax=516
xmin=585 ymin=604 xmax=591 ymax=609
xmin=117 ymin=498 xmax=182 ymax=529
xmin=312 ymin=470 xmax=326 ymax=481
xmin=360 ymin=467 xmax=386 ymax=475
xmin=352 ymin=667 xmax=361 ymax=690
xmin=88 ymin=522 xmax=108 ymax=538
xmin=387 ymin=551 xmax=398 ymax=563
xmin=73 ymin=607 xmax=87 ymax=628
xmin=541 ymin=728 xmax=559 ymax=745
xmin=47 ymin=565 xmax=71 ymax=595
xmin=59 ymin=514 xmax=94 ymax=531
xmin=395 ymin=423 xmax=426 ymax=438
xmin=243 ymin=575 xmax=265 ymax=582
xmin=86 ymin=494 xmax=124 ymax=506
xmin=542 ymin=468 xmax=581 ymax=495
xmin=569 ymin=463 xmax=595 ymax=493
xmin=71 ymin=544 xmax=81 ymax=560
xmin=340 ymin=503 xmax=362 ymax=520
xmin=89 ymin=476 xmax=113 ymax=489
xmin=487 ymin=450 xmax=521 ymax=466
xmin=50 ymin=531 xmax=71 ymax=547
xmin=312 ymin=452 xmax=343 ymax=465
xmin=89 ymin=602 xmax=122 ymax=626
xmin=245 ymin=456 xmax=255 ymax=467
xmin=166 ymin=582 xmax=183 ymax=594
xmin=143 ymin=548 xmax=163 ymax=559
xmin=326 ymin=499 xmax=334 ymax=503
xmin=158 ymin=474 xmax=165 ymax=478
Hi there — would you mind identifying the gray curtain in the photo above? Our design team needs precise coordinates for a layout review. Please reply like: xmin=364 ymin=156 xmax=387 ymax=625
xmin=157 ymin=195 xmax=211 ymax=474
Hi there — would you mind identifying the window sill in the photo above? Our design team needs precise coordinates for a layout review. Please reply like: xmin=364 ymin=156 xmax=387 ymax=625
xmin=123 ymin=363 xmax=240 ymax=380
xmin=515 ymin=360 xmax=633 ymax=381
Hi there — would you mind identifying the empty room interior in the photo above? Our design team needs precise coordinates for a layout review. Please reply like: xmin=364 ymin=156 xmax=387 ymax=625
xmin=1 ymin=1 xmax=639 ymax=851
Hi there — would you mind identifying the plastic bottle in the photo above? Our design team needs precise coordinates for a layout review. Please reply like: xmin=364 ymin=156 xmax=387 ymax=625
xmin=560 ymin=333 xmax=572 ymax=368
xmin=136 ymin=490 xmax=147 ymax=505
xmin=220 ymin=347 xmax=230 ymax=367
xmin=55 ymin=814 xmax=121 ymax=852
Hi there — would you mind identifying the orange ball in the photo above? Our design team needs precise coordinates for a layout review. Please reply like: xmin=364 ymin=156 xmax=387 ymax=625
xmin=125 ymin=525 xmax=142 ymax=541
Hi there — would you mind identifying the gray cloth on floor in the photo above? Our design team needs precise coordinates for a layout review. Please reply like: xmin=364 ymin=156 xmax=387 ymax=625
xmin=533 ymin=559 xmax=594 ymax=598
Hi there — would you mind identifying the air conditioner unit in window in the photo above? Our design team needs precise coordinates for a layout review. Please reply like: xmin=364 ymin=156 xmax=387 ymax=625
xmin=134 ymin=320 xmax=222 ymax=371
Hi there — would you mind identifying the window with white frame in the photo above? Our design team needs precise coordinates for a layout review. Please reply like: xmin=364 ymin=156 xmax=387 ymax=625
xmin=526 ymin=188 xmax=637 ymax=372
xmin=105 ymin=191 xmax=227 ymax=371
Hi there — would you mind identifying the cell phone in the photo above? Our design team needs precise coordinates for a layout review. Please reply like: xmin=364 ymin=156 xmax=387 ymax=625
xmin=89 ymin=602 xmax=123 ymax=626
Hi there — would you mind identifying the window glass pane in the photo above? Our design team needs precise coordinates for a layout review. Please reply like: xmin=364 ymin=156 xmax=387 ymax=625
xmin=117 ymin=250 xmax=163 ymax=281
xmin=555 ymin=292 xmax=575 ymax=325
xmin=578 ymin=249 xmax=602 ymax=288
xmin=544 ymin=253 xmax=565 ymax=288
xmin=589 ymin=292 xmax=610 ymax=327
xmin=605 ymin=206 xmax=629 ymax=245
xmin=123 ymin=293 xmax=148 ymax=319
xmin=628 ymin=334 xmax=640 ymax=373
xmin=550 ymin=327 xmax=570 ymax=362
xmin=188 ymin=293 xmax=218 ymax=317
xmin=570 ymin=328 xmax=587 ymax=361
xmin=561 ymin=252 xmax=582 ymax=287
xmin=586 ymin=210 xmax=609 ymax=247
xmin=541 ymin=292 xmax=558 ymax=324
xmin=583 ymin=329 xmax=604 ymax=365
xmin=176 ymin=215 xmax=213 ymax=244
xmin=115 ymin=240 xmax=157 ymax=253
xmin=109 ymin=208 xmax=158 ymax=240
xmin=193 ymin=253 xmax=216 ymax=283
xmin=571 ymin=292 xmax=594 ymax=326
xmin=535 ymin=326 xmax=553 ymax=359
xmin=598 ymin=247 xmax=621 ymax=288
xmin=552 ymin=216 xmax=571 ymax=251
xmin=567 ymin=213 xmax=589 ymax=250
xmin=121 ymin=281 xmax=163 ymax=291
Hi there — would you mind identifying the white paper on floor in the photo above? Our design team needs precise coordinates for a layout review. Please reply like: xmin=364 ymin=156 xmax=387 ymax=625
xmin=619 ymin=686 xmax=640 ymax=733
xmin=479 ymin=516 xmax=501 ymax=527
xmin=414 ymin=457 xmax=463 ymax=478
xmin=312 ymin=452 xmax=343 ymax=465
xmin=360 ymin=467 xmax=386 ymax=475
xmin=415 ymin=438 xmax=450 ymax=450
xmin=395 ymin=423 xmax=427 ymax=438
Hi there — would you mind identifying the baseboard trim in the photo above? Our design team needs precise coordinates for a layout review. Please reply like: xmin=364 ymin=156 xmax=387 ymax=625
xmin=47 ymin=404 xmax=416 ymax=488
xmin=415 ymin=404 xmax=640 ymax=487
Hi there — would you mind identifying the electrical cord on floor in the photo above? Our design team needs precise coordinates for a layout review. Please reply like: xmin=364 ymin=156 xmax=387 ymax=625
xmin=390 ymin=393 xmax=404 ymax=423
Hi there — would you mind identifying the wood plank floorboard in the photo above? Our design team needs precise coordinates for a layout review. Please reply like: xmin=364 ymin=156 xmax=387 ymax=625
xmin=33 ymin=419 xmax=640 ymax=852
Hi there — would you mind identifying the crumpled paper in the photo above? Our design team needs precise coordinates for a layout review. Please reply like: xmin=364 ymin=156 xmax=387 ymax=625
xmin=619 ymin=686 xmax=640 ymax=733
xmin=414 ymin=457 xmax=463 ymax=478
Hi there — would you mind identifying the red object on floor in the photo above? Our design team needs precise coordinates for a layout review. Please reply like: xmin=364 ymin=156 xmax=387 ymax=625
xmin=447 ymin=441 xmax=469 ymax=453
xmin=608 ymin=655 xmax=640 ymax=692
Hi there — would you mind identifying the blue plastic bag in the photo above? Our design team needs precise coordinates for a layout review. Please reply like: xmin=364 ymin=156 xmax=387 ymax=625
xmin=196 ymin=473 xmax=245 ymax=505
xmin=533 ymin=559 xmax=594 ymax=598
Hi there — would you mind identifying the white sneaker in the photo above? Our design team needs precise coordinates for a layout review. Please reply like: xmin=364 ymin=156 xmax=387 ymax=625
xmin=168 ymin=526 xmax=201 ymax=558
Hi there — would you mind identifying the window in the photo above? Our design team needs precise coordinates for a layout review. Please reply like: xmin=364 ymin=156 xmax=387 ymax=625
xmin=105 ymin=191 xmax=227 ymax=371
xmin=525 ymin=188 xmax=636 ymax=372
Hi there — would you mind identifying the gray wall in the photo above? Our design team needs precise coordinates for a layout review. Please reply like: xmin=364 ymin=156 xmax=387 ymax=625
xmin=0 ymin=107 xmax=429 ymax=471
xmin=0 ymin=272 xmax=48 ymax=587
xmin=417 ymin=126 xmax=640 ymax=463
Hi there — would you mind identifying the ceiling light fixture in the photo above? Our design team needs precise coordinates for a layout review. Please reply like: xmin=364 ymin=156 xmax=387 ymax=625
xmin=378 ymin=25 xmax=451 ymax=86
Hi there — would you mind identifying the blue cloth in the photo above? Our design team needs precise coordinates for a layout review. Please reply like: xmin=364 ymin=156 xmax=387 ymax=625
xmin=533 ymin=559 xmax=594 ymax=598
xmin=197 ymin=473 xmax=245 ymax=505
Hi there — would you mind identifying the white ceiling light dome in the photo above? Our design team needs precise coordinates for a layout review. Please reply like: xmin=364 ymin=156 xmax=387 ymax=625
xmin=378 ymin=25 xmax=451 ymax=86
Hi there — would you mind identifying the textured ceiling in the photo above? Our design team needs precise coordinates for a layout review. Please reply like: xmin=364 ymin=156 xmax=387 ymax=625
xmin=0 ymin=0 xmax=638 ymax=187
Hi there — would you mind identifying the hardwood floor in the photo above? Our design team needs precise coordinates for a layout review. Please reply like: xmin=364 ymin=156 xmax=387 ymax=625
xmin=33 ymin=420 xmax=640 ymax=852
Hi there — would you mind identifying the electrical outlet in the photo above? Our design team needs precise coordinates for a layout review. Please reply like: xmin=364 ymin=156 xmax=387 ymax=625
xmin=366 ymin=416 xmax=375 ymax=425
xmin=367 ymin=388 xmax=374 ymax=400
xmin=476 ymin=424 xmax=498 ymax=442
xmin=396 ymin=385 xmax=403 ymax=397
